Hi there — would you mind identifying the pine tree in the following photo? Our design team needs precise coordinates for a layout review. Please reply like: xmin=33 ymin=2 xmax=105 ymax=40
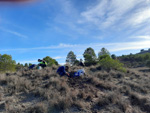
xmin=111 ymin=54 xmax=117 ymax=60
xmin=16 ymin=63 xmax=24 ymax=71
xmin=24 ymin=63 xmax=28 ymax=67
xmin=83 ymin=47 xmax=97 ymax=66
xmin=66 ymin=51 xmax=77 ymax=65
xmin=98 ymin=47 xmax=110 ymax=57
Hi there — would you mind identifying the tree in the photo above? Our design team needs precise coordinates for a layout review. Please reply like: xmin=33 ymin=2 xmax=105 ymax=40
xmin=141 ymin=49 xmax=144 ymax=52
xmin=16 ymin=63 xmax=24 ymax=71
xmin=66 ymin=51 xmax=77 ymax=65
xmin=98 ymin=47 xmax=110 ymax=57
xmin=83 ymin=47 xmax=97 ymax=66
xmin=43 ymin=56 xmax=58 ymax=66
xmin=143 ymin=53 xmax=150 ymax=61
xmin=99 ymin=54 xmax=110 ymax=60
xmin=111 ymin=54 xmax=117 ymax=60
xmin=24 ymin=63 xmax=28 ymax=67
xmin=0 ymin=54 xmax=16 ymax=72
xmin=29 ymin=63 xmax=32 ymax=67
xmin=74 ymin=60 xmax=80 ymax=65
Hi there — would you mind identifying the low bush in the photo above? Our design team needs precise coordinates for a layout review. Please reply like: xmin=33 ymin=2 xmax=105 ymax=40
xmin=0 ymin=66 xmax=149 ymax=113
xmin=146 ymin=60 xmax=150 ymax=68
xmin=28 ymin=103 xmax=48 ymax=113
xmin=99 ymin=56 xmax=126 ymax=72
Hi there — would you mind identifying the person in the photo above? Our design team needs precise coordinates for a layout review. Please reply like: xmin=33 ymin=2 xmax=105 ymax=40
xmin=38 ymin=59 xmax=47 ymax=68
xmin=57 ymin=65 xmax=70 ymax=76
xmin=29 ymin=64 xmax=36 ymax=69
xmin=79 ymin=59 xmax=85 ymax=67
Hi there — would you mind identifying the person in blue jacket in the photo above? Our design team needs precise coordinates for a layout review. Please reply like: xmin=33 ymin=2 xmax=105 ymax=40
xmin=29 ymin=64 xmax=36 ymax=69
xmin=57 ymin=66 xmax=70 ymax=76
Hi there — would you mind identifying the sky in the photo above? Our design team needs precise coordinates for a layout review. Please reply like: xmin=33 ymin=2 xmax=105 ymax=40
xmin=0 ymin=0 xmax=150 ymax=64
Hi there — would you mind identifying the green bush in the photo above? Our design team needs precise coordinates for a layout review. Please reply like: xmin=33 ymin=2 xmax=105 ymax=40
xmin=43 ymin=56 xmax=58 ymax=66
xmin=99 ymin=54 xmax=110 ymax=60
xmin=99 ymin=56 xmax=126 ymax=72
xmin=146 ymin=60 xmax=150 ymax=67
xmin=0 ymin=54 xmax=16 ymax=73
xmin=84 ymin=54 xmax=97 ymax=66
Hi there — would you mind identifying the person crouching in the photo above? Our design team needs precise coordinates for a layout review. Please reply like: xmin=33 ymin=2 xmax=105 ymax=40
xmin=38 ymin=59 xmax=47 ymax=69
xmin=57 ymin=65 xmax=70 ymax=76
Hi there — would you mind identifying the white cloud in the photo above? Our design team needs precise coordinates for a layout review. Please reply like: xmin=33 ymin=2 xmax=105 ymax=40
xmin=59 ymin=0 xmax=73 ymax=14
xmin=1 ymin=35 xmax=149 ymax=54
xmin=53 ymin=56 xmax=64 ymax=59
xmin=58 ymin=43 xmax=77 ymax=48
xmin=0 ymin=27 xmax=28 ymax=39
xmin=51 ymin=0 xmax=150 ymax=40
xmin=126 ymin=8 xmax=150 ymax=26
xmin=79 ymin=0 xmax=149 ymax=30
xmin=132 ymin=35 xmax=150 ymax=40
xmin=17 ymin=56 xmax=65 ymax=64
xmin=18 ymin=60 xmax=37 ymax=64
xmin=59 ymin=62 xmax=66 ymax=65
xmin=109 ymin=41 xmax=150 ymax=52
xmin=101 ymin=0 xmax=142 ymax=28
xmin=146 ymin=0 xmax=150 ymax=3
xmin=80 ymin=0 xmax=108 ymax=24
xmin=0 ymin=43 xmax=77 ymax=52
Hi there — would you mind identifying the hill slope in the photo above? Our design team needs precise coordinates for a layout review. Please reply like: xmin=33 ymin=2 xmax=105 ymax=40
xmin=0 ymin=66 xmax=150 ymax=113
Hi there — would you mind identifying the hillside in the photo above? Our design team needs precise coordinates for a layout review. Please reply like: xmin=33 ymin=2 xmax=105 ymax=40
xmin=0 ymin=66 xmax=150 ymax=113
xmin=138 ymin=49 xmax=150 ymax=54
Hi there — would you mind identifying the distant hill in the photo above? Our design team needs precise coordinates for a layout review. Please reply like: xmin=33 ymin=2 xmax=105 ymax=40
xmin=119 ymin=49 xmax=150 ymax=68
xmin=138 ymin=48 xmax=150 ymax=54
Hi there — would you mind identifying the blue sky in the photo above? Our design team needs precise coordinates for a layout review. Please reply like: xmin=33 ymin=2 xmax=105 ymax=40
xmin=0 ymin=0 xmax=150 ymax=64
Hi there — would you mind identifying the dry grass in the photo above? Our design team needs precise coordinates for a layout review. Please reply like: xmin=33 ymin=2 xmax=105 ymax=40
xmin=0 ymin=66 xmax=150 ymax=113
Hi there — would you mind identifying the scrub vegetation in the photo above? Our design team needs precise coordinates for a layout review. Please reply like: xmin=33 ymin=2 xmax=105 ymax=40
xmin=0 ymin=65 xmax=150 ymax=113
xmin=0 ymin=48 xmax=150 ymax=113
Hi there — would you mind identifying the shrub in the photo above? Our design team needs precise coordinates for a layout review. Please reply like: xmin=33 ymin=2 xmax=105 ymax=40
xmin=0 ymin=54 xmax=16 ymax=73
xmin=99 ymin=54 xmax=110 ymax=60
xmin=43 ymin=56 xmax=58 ymax=66
xmin=99 ymin=56 xmax=126 ymax=72
xmin=146 ymin=60 xmax=150 ymax=68
xmin=28 ymin=103 xmax=48 ymax=113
